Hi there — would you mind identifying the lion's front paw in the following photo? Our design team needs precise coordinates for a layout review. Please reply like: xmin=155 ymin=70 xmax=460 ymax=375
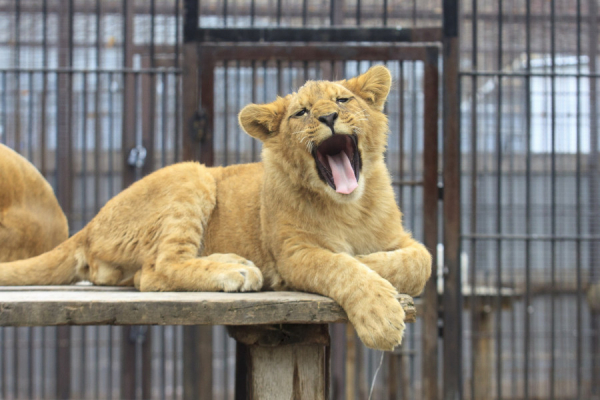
xmin=202 ymin=254 xmax=263 ymax=292
xmin=346 ymin=286 xmax=406 ymax=351
xmin=214 ymin=263 xmax=264 ymax=292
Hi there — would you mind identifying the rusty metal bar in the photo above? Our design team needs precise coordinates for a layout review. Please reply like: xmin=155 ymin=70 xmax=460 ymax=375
xmin=1 ymin=71 xmax=5 ymax=145
xmin=0 ymin=67 xmax=181 ymax=74
xmin=589 ymin=0 xmax=600 ymax=393
xmin=494 ymin=3 xmax=504 ymax=398
xmin=198 ymin=44 xmax=437 ymax=63
xmin=576 ymin=1 xmax=583 ymax=397
xmin=55 ymin=3 xmax=74 ymax=397
xmin=460 ymin=70 xmax=600 ymax=78
xmin=81 ymin=71 xmax=89 ymax=225
xmin=94 ymin=0 xmax=102 ymax=216
xmin=524 ymin=2 xmax=532 ymax=397
xmin=183 ymin=326 xmax=213 ymax=400
xmin=182 ymin=42 xmax=200 ymax=162
xmin=183 ymin=0 xmax=198 ymax=43
xmin=461 ymin=233 xmax=600 ymax=242
xmin=121 ymin=0 xmax=136 ymax=188
xmin=397 ymin=62 xmax=405 ymax=211
xmin=141 ymin=57 xmax=156 ymax=177
xmin=468 ymin=0 xmax=479 ymax=397
xmin=56 ymin=327 xmax=71 ymax=399
xmin=197 ymin=47 xmax=216 ymax=166
xmin=549 ymin=2 xmax=557 ymax=397
xmin=13 ymin=0 xmax=20 ymax=152
xmin=40 ymin=0 xmax=48 ymax=176
xmin=142 ymin=0 xmax=156 ymax=177
xmin=191 ymin=27 xmax=443 ymax=43
xmin=422 ymin=47 xmax=439 ymax=400
xmin=223 ymin=60 xmax=229 ymax=166
xmin=174 ymin=0 xmax=181 ymax=162
xmin=442 ymin=0 xmax=462 ymax=399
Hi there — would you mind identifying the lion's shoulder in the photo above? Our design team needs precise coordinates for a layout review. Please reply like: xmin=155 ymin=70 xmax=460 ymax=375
xmin=209 ymin=162 xmax=264 ymax=182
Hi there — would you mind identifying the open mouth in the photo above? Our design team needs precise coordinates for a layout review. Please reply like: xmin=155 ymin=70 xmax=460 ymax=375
xmin=312 ymin=134 xmax=361 ymax=194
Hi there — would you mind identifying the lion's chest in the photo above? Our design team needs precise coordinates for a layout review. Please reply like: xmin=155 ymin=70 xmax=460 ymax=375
xmin=313 ymin=213 xmax=390 ymax=256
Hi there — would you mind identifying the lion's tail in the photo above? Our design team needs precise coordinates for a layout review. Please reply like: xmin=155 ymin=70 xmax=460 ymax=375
xmin=0 ymin=231 xmax=86 ymax=285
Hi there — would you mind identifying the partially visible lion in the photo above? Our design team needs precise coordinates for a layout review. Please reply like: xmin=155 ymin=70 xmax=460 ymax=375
xmin=0 ymin=143 xmax=68 ymax=262
xmin=0 ymin=66 xmax=431 ymax=350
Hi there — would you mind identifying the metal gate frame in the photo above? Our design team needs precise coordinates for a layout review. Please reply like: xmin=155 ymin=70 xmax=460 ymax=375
xmin=180 ymin=2 xmax=452 ymax=395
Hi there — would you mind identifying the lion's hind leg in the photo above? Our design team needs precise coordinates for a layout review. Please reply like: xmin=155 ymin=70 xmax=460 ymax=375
xmin=125 ymin=164 xmax=263 ymax=293
xmin=136 ymin=253 xmax=263 ymax=292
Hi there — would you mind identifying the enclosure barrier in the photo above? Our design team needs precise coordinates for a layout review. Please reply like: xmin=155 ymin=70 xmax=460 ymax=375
xmin=0 ymin=286 xmax=415 ymax=399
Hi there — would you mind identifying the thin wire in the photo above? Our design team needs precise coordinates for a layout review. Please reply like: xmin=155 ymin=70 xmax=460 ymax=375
xmin=368 ymin=351 xmax=385 ymax=400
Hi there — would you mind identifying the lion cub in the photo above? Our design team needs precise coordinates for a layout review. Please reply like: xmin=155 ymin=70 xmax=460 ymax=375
xmin=0 ymin=144 xmax=68 ymax=262
xmin=0 ymin=66 xmax=431 ymax=351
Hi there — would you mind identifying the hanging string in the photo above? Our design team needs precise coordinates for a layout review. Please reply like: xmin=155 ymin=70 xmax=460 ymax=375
xmin=368 ymin=351 xmax=385 ymax=400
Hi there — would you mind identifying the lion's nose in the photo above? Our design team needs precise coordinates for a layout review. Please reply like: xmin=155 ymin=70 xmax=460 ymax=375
xmin=318 ymin=112 xmax=338 ymax=129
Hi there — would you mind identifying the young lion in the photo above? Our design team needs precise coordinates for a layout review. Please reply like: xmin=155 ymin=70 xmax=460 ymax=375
xmin=0 ymin=66 xmax=431 ymax=351
xmin=0 ymin=143 xmax=68 ymax=262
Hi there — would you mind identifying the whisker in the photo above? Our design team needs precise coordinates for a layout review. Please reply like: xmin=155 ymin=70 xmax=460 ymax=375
xmin=306 ymin=141 xmax=314 ymax=153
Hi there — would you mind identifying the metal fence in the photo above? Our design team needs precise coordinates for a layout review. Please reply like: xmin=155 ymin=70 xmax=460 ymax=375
xmin=0 ymin=1 xmax=184 ymax=399
xmin=459 ymin=0 xmax=600 ymax=399
xmin=1 ymin=0 xmax=599 ymax=399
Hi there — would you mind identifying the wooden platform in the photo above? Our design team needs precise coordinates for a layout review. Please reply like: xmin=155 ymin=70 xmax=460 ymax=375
xmin=0 ymin=285 xmax=416 ymax=327
xmin=0 ymin=285 xmax=416 ymax=400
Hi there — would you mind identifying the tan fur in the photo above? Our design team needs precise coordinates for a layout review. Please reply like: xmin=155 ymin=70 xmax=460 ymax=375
xmin=0 ymin=66 xmax=431 ymax=351
xmin=0 ymin=144 xmax=68 ymax=262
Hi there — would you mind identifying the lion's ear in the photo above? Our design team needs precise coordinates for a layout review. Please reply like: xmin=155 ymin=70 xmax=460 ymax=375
xmin=340 ymin=65 xmax=392 ymax=111
xmin=239 ymin=97 xmax=288 ymax=142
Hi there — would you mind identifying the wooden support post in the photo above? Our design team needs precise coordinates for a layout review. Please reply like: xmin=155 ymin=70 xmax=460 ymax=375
xmin=472 ymin=303 xmax=492 ymax=400
xmin=229 ymin=324 xmax=330 ymax=400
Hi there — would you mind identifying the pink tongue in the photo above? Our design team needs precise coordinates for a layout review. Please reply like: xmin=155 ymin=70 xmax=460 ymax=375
xmin=326 ymin=152 xmax=358 ymax=194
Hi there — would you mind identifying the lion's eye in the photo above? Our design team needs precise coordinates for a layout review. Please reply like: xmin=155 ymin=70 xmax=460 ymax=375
xmin=336 ymin=98 xmax=350 ymax=104
xmin=294 ymin=109 xmax=308 ymax=117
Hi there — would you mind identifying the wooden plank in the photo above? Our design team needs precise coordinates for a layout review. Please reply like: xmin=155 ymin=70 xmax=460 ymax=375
xmin=0 ymin=289 xmax=416 ymax=327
